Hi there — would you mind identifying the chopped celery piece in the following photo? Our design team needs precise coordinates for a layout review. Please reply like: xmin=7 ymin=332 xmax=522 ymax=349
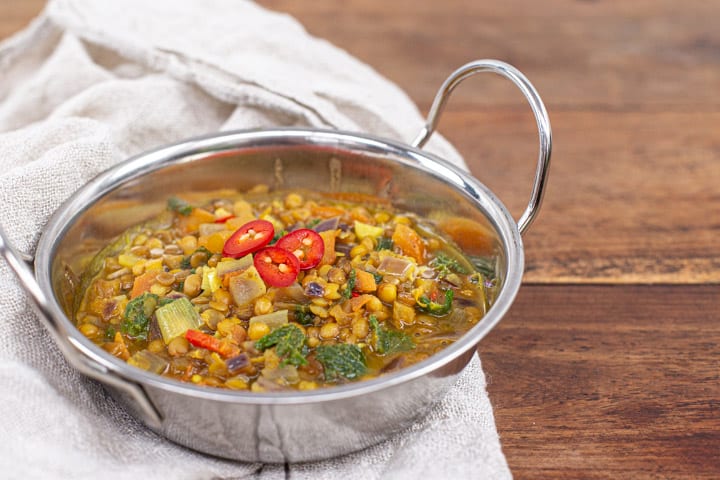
xmin=201 ymin=267 xmax=221 ymax=293
xmin=128 ymin=350 xmax=168 ymax=374
xmin=228 ymin=265 xmax=266 ymax=307
xmin=216 ymin=254 xmax=253 ymax=277
xmin=156 ymin=297 xmax=202 ymax=344
xmin=249 ymin=309 xmax=288 ymax=330
xmin=354 ymin=220 xmax=384 ymax=239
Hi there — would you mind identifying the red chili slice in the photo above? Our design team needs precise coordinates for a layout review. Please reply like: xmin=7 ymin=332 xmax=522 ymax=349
xmin=214 ymin=215 xmax=235 ymax=224
xmin=275 ymin=229 xmax=325 ymax=270
xmin=253 ymin=247 xmax=301 ymax=287
xmin=222 ymin=219 xmax=274 ymax=258
xmin=185 ymin=329 xmax=239 ymax=358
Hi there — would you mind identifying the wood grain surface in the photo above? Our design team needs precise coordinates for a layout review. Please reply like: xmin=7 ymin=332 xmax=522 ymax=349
xmin=2 ymin=1 xmax=719 ymax=478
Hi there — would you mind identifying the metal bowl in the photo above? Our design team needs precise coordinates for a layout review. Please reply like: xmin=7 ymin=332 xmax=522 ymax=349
xmin=0 ymin=60 xmax=551 ymax=463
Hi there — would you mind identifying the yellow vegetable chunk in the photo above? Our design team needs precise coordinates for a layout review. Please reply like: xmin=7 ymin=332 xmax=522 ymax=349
xmin=354 ymin=220 xmax=384 ymax=239
xmin=228 ymin=265 xmax=267 ymax=307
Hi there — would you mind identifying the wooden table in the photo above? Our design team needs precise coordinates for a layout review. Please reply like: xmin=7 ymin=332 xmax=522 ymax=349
xmin=3 ymin=1 xmax=719 ymax=477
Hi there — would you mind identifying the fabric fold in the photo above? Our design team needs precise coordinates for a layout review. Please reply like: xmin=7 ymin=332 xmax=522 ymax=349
xmin=0 ymin=1 xmax=511 ymax=478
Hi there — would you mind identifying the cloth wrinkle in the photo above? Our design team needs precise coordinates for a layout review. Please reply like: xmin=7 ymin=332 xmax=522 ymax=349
xmin=0 ymin=1 xmax=511 ymax=479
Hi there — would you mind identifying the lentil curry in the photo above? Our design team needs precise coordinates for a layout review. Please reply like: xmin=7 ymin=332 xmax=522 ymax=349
xmin=75 ymin=188 xmax=499 ymax=392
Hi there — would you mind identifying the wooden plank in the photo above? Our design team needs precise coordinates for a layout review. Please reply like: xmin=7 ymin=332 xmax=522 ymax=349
xmin=440 ymin=110 xmax=720 ymax=283
xmin=259 ymin=0 xmax=720 ymax=110
xmin=3 ymin=2 xmax=718 ymax=283
xmin=480 ymin=284 xmax=720 ymax=479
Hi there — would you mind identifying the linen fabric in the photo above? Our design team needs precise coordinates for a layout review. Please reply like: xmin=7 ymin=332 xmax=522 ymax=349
xmin=0 ymin=1 xmax=512 ymax=478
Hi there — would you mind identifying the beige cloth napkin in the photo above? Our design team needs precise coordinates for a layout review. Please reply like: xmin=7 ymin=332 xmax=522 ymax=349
xmin=0 ymin=1 xmax=512 ymax=478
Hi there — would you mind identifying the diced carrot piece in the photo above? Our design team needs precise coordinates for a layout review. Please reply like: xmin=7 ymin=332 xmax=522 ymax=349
xmin=437 ymin=216 xmax=497 ymax=256
xmin=318 ymin=229 xmax=339 ymax=266
xmin=349 ymin=294 xmax=374 ymax=312
xmin=354 ymin=269 xmax=377 ymax=293
xmin=186 ymin=329 xmax=239 ymax=358
xmin=130 ymin=271 xmax=159 ymax=299
xmin=392 ymin=223 xmax=426 ymax=263
xmin=206 ymin=230 xmax=234 ymax=254
xmin=176 ymin=208 xmax=216 ymax=234
xmin=311 ymin=205 xmax=345 ymax=219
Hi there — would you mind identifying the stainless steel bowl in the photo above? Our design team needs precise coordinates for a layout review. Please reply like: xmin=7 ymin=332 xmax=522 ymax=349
xmin=0 ymin=60 xmax=551 ymax=463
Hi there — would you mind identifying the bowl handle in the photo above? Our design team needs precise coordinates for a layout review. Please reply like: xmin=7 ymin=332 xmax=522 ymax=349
xmin=412 ymin=59 xmax=552 ymax=235
xmin=0 ymin=226 xmax=163 ymax=429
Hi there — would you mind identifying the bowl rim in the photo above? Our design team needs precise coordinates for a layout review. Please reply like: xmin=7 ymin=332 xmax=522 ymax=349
xmin=36 ymin=127 xmax=524 ymax=405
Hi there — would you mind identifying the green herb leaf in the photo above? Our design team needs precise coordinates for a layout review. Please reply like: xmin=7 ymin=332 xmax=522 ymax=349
xmin=316 ymin=344 xmax=367 ymax=381
xmin=417 ymin=289 xmax=454 ymax=316
xmin=121 ymin=293 xmax=159 ymax=340
xmin=375 ymin=237 xmax=393 ymax=251
xmin=369 ymin=315 xmax=415 ymax=355
xmin=342 ymin=269 xmax=357 ymax=299
xmin=306 ymin=218 xmax=321 ymax=229
xmin=468 ymin=255 xmax=496 ymax=280
xmin=167 ymin=197 xmax=193 ymax=216
xmin=255 ymin=324 xmax=308 ymax=367
xmin=270 ymin=229 xmax=288 ymax=246
xmin=105 ymin=326 xmax=117 ymax=341
xmin=430 ymin=251 xmax=469 ymax=278
xmin=294 ymin=305 xmax=314 ymax=326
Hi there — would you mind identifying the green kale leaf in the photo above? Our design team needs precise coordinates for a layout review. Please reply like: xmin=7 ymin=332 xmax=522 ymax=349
xmin=375 ymin=237 xmax=394 ymax=251
xmin=342 ymin=269 xmax=357 ymax=299
xmin=255 ymin=324 xmax=307 ymax=367
xmin=369 ymin=315 xmax=415 ymax=355
xmin=417 ymin=288 xmax=454 ymax=316
xmin=121 ymin=293 xmax=158 ymax=340
xmin=430 ymin=251 xmax=469 ymax=278
xmin=167 ymin=197 xmax=193 ymax=216
xmin=294 ymin=305 xmax=315 ymax=326
xmin=315 ymin=343 xmax=367 ymax=381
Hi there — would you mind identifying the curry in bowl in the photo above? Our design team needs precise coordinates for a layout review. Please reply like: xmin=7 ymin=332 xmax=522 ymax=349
xmin=75 ymin=187 xmax=498 ymax=391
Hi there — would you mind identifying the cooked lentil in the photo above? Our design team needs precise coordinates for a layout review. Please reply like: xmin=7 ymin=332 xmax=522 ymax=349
xmin=75 ymin=188 xmax=498 ymax=391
